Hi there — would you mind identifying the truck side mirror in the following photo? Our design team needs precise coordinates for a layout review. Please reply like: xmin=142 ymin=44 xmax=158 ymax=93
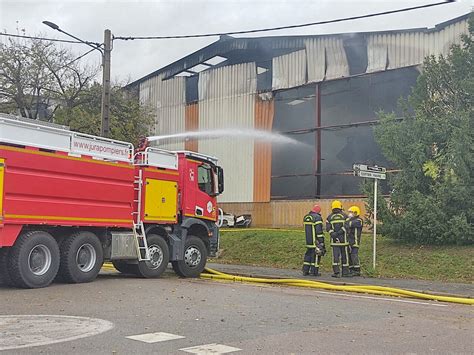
xmin=217 ymin=166 xmax=224 ymax=194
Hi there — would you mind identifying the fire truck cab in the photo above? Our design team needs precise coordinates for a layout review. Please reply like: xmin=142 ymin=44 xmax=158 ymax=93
xmin=0 ymin=114 xmax=224 ymax=288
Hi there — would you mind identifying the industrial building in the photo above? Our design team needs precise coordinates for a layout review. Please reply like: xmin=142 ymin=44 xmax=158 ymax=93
xmin=129 ymin=14 xmax=470 ymax=227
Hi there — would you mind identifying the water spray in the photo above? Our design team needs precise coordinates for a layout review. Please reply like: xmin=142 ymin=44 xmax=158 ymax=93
xmin=147 ymin=128 xmax=301 ymax=145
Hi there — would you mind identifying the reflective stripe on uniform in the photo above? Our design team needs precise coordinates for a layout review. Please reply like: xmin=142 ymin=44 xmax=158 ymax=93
xmin=343 ymin=247 xmax=350 ymax=266
xmin=306 ymin=245 xmax=316 ymax=248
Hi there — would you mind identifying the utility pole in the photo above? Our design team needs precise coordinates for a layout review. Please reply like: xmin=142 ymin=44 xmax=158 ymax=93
xmin=373 ymin=178 xmax=378 ymax=269
xmin=101 ymin=29 xmax=112 ymax=138
xmin=42 ymin=21 xmax=112 ymax=138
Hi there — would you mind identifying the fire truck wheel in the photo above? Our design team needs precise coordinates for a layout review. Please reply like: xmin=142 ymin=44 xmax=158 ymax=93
xmin=0 ymin=247 xmax=14 ymax=286
xmin=112 ymin=260 xmax=136 ymax=274
xmin=135 ymin=234 xmax=169 ymax=278
xmin=171 ymin=235 xmax=207 ymax=278
xmin=7 ymin=231 xmax=60 ymax=289
xmin=59 ymin=231 xmax=104 ymax=284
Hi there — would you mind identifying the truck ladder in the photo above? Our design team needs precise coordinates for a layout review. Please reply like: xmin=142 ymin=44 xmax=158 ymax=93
xmin=132 ymin=169 xmax=150 ymax=261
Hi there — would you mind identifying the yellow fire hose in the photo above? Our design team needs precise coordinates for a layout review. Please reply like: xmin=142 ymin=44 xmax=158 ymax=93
xmin=101 ymin=263 xmax=473 ymax=305
xmin=201 ymin=268 xmax=474 ymax=306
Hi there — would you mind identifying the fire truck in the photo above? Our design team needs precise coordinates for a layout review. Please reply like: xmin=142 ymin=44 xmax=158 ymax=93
xmin=0 ymin=114 xmax=224 ymax=288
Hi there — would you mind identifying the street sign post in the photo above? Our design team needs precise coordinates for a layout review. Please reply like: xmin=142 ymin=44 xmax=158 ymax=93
xmin=353 ymin=163 xmax=386 ymax=269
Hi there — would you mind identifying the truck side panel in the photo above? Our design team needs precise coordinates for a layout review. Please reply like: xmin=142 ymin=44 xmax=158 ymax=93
xmin=140 ymin=167 xmax=179 ymax=224
xmin=0 ymin=146 xmax=135 ymax=234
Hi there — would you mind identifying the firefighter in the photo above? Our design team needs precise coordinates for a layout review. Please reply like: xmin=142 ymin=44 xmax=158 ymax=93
xmin=302 ymin=204 xmax=326 ymax=276
xmin=326 ymin=200 xmax=350 ymax=278
xmin=347 ymin=205 xmax=363 ymax=276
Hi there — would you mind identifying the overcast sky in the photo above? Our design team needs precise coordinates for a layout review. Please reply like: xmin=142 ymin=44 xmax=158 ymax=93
xmin=0 ymin=0 xmax=472 ymax=84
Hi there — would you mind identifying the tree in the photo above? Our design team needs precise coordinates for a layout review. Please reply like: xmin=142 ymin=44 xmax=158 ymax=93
xmin=54 ymin=83 xmax=155 ymax=145
xmin=0 ymin=35 xmax=97 ymax=120
xmin=0 ymin=34 xmax=155 ymax=145
xmin=372 ymin=14 xmax=473 ymax=245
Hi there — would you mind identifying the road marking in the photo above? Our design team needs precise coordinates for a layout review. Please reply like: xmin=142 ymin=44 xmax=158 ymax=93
xmin=0 ymin=315 xmax=114 ymax=351
xmin=312 ymin=290 xmax=449 ymax=307
xmin=180 ymin=343 xmax=241 ymax=354
xmin=126 ymin=332 xmax=185 ymax=343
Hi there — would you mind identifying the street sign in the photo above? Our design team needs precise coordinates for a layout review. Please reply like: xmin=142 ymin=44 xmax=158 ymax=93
xmin=354 ymin=170 xmax=386 ymax=180
xmin=353 ymin=164 xmax=386 ymax=173
xmin=352 ymin=162 xmax=387 ymax=270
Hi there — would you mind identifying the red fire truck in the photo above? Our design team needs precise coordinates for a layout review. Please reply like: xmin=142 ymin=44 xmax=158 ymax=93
xmin=0 ymin=114 xmax=224 ymax=288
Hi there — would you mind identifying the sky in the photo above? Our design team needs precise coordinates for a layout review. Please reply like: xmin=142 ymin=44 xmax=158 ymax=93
xmin=0 ymin=0 xmax=472 ymax=84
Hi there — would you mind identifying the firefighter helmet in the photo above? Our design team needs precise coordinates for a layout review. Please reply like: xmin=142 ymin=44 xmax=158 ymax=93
xmin=311 ymin=204 xmax=321 ymax=213
xmin=331 ymin=200 xmax=343 ymax=210
xmin=348 ymin=206 xmax=361 ymax=216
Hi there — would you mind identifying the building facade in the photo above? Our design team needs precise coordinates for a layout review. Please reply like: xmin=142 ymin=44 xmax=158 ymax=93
xmin=130 ymin=14 xmax=469 ymax=226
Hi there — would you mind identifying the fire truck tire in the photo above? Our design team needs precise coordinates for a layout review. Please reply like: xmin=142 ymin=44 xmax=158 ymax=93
xmin=135 ymin=234 xmax=169 ymax=278
xmin=58 ymin=231 xmax=104 ymax=284
xmin=171 ymin=235 xmax=207 ymax=278
xmin=7 ymin=231 xmax=60 ymax=289
xmin=112 ymin=261 xmax=136 ymax=274
xmin=0 ymin=247 xmax=14 ymax=286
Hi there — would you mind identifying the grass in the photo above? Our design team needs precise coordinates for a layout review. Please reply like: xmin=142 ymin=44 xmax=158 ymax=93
xmin=215 ymin=229 xmax=474 ymax=283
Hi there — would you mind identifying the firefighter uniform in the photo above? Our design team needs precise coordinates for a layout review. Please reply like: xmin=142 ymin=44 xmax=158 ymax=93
xmin=326 ymin=200 xmax=350 ymax=277
xmin=347 ymin=206 xmax=363 ymax=276
xmin=302 ymin=206 xmax=325 ymax=276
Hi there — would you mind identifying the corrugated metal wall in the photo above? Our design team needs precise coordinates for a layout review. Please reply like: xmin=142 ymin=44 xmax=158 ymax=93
xmin=220 ymin=198 xmax=367 ymax=228
xmin=425 ymin=19 xmax=468 ymax=56
xmin=139 ymin=75 xmax=186 ymax=151
xmin=185 ymin=103 xmax=199 ymax=152
xmin=198 ymin=63 xmax=257 ymax=203
xmin=305 ymin=37 xmax=350 ymax=82
xmin=272 ymin=49 xmax=307 ymax=90
xmin=305 ymin=38 xmax=326 ymax=82
xmin=138 ymin=16 xmax=469 ymax=205
xmin=253 ymin=95 xmax=274 ymax=203
xmin=367 ymin=18 xmax=468 ymax=72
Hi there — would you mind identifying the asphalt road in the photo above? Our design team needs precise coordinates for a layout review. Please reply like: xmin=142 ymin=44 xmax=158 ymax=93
xmin=1 ymin=269 xmax=473 ymax=354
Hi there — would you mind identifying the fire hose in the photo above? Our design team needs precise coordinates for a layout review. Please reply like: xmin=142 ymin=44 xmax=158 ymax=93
xmin=101 ymin=263 xmax=473 ymax=305
xmin=201 ymin=268 xmax=474 ymax=306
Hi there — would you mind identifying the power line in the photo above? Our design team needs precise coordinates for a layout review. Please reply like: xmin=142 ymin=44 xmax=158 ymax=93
xmin=114 ymin=1 xmax=453 ymax=41
xmin=0 ymin=32 xmax=100 ymax=46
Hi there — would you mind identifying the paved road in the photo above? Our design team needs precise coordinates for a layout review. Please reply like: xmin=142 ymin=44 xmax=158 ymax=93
xmin=1 ymin=269 xmax=473 ymax=354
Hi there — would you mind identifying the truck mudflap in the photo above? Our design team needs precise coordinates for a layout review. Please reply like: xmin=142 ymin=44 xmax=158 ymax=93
xmin=208 ymin=223 xmax=219 ymax=257
xmin=168 ymin=233 xmax=183 ymax=261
